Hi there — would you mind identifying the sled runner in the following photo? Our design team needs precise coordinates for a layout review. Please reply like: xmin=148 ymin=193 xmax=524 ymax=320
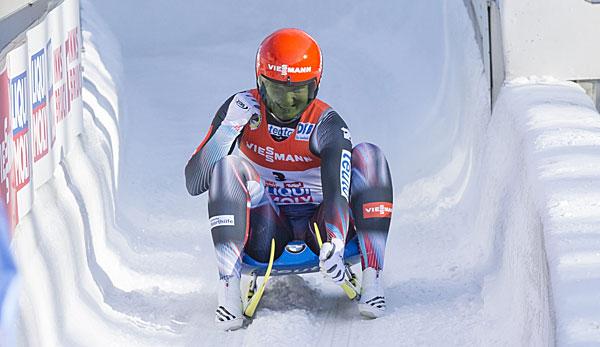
xmin=242 ymin=224 xmax=361 ymax=317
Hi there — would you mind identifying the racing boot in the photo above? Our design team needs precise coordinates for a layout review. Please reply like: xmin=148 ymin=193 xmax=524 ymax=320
xmin=215 ymin=275 xmax=244 ymax=331
xmin=358 ymin=267 xmax=386 ymax=318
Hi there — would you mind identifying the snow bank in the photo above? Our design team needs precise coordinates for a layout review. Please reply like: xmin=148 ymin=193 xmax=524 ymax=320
xmin=494 ymin=78 xmax=600 ymax=345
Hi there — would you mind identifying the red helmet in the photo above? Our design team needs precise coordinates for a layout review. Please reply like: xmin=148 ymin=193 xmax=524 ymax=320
xmin=256 ymin=28 xmax=323 ymax=86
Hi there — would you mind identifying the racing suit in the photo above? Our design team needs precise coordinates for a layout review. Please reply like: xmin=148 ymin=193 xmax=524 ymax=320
xmin=185 ymin=90 xmax=393 ymax=280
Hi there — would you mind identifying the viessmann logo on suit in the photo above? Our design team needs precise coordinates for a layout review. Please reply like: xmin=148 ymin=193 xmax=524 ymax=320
xmin=363 ymin=202 xmax=393 ymax=219
xmin=244 ymin=142 xmax=314 ymax=163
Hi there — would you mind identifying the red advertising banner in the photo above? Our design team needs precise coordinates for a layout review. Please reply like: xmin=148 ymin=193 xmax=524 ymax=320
xmin=62 ymin=0 xmax=83 ymax=142
xmin=65 ymin=27 xmax=82 ymax=120
xmin=53 ymin=42 xmax=67 ymax=126
xmin=47 ymin=4 xmax=65 ymax=167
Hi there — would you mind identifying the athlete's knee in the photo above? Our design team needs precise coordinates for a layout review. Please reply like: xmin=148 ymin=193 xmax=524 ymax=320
xmin=353 ymin=142 xmax=382 ymax=154
xmin=350 ymin=143 xmax=393 ymax=237
xmin=351 ymin=143 xmax=392 ymax=189
xmin=211 ymin=155 xmax=258 ymax=183
xmin=210 ymin=155 xmax=263 ymax=204
xmin=352 ymin=142 xmax=387 ymax=165
xmin=212 ymin=155 xmax=242 ymax=177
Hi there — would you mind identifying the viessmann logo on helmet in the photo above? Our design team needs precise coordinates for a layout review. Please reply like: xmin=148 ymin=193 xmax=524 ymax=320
xmin=267 ymin=64 xmax=312 ymax=76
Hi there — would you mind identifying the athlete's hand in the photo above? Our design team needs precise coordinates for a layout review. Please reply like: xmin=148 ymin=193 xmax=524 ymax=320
xmin=319 ymin=238 xmax=347 ymax=284
xmin=222 ymin=92 xmax=260 ymax=132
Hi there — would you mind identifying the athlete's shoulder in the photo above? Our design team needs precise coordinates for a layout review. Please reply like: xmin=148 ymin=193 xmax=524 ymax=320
xmin=311 ymin=98 xmax=333 ymax=114
xmin=313 ymin=99 xmax=347 ymax=121
xmin=301 ymin=98 xmax=336 ymax=125
xmin=311 ymin=100 xmax=344 ymax=125
xmin=309 ymin=104 xmax=351 ymax=155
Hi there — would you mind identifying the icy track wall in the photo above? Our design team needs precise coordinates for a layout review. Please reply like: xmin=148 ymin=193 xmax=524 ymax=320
xmin=464 ymin=1 xmax=600 ymax=343
xmin=11 ymin=0 xmax=131 ymax=344
xmin=484 ymin=0 xmax=600 ymax=343
xmin=494 ymin=79 xmax=600 ymax=345
xmin=0 ymin=0 xmax=87 ymax=343
xmin=0 ymin=1 xmax=83 ymax=243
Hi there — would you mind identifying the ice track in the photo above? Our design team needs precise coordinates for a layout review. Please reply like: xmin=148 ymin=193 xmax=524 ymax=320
xmin=13 ymin=0 xmax=555 ymax=345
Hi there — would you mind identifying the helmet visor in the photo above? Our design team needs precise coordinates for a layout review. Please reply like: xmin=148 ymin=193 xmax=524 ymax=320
xmin=259 ymin=75 xmax=316 ymax=122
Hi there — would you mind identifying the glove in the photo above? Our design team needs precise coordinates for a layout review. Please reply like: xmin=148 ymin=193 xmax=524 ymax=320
xmin=319 ymin=238 xmax=347 ymax=284
xmin=221 ymin=92 xmax=260 ymax=133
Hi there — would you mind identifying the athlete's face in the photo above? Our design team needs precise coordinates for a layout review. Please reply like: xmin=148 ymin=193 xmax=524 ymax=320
xmin=259 ymin=76 xmax=312 ymax=122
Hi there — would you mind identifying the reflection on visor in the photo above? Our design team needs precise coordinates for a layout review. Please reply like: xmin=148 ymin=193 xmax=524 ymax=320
xmin=259 ymin=75 xmax=316 ymax=122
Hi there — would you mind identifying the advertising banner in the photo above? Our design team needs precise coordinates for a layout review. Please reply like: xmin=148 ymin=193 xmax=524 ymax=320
xmin=0 ymin=65 xmax=17 ymax=232
xmin=0 ymin=0 xmax=83 ymax=230
xmin=62 ymin=0 xmax=83 ymax=149
xmin=6 ymin=44 xmax=34 ymax=222
xmin=47 ymin=4 xmax=67 ymax=166
xmin=27 ymin=18 xmax=55 ymax=189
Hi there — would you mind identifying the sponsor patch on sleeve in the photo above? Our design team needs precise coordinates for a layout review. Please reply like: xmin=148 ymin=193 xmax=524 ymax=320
xmin=340 ymin=149 xmax=352 ymax=201
xmin=363 ymin=202 xmax=393 ymax=219
xmin=210 ymin=215 xmax=235 ymax=228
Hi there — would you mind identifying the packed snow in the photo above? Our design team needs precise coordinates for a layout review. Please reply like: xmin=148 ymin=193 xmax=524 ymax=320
xmin=10 ymin=0 xmax=600 ymax=345
xmin=494 ymin=77 xmax=600 ymax=345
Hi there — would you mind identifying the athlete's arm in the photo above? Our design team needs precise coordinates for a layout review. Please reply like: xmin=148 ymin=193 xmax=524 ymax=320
xmin=309 ymin=110 xmax=353 ymax=241
xmin=185 ymin=92 xmax=259 ymax=195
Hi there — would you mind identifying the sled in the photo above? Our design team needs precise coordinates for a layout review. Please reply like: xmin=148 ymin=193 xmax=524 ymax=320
xmin=242 ymin=224 xmax=361 ymax=317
